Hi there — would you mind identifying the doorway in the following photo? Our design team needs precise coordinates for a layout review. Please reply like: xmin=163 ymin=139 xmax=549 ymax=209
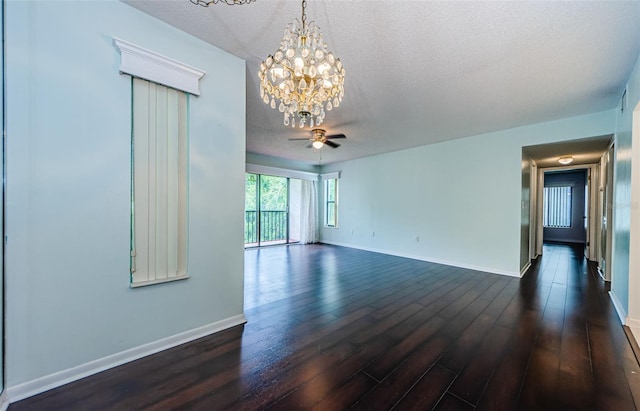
xmin=522 ymin=135 xmax=613 ymax=271
xmin=245 ymin=173 xmax=300 ymax=247
xmin=543 ymin=169 xmax=588 ymax=244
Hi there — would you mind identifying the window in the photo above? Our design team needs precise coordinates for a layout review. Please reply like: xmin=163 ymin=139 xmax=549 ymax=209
xmin=543 ymin=186 xmax=572 ymax=228
xmin=130 ymin=78 xmax=189 ymax=287
xmin=325 ymin=178 xmax=338 ymax=227
xmin=244 ymin=173 xmax=295 ymax=247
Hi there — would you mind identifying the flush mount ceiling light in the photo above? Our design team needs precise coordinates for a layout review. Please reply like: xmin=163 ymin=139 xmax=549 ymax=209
xmin=189 ymin=0 xmax=255 ymax=6
xmin=259 ymin=0 xmax=345 ymax=129
xmin=558 ymin=156 xmax=574 ymax=165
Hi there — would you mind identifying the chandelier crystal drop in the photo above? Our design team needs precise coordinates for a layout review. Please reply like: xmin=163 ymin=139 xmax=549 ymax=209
xmin=259 ymin=0 xmax=345 ymax=128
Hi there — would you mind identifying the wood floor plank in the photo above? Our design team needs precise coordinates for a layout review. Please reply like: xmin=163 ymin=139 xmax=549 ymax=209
xmin=447 ymin=324 xmax=512 ymax=405
xmin=589 ymin=321 xmax=637 ymax=410
xmin=437 ymin=282 xmax=518 ymax=373
xmin=351 ymin=335 xmax=450 ymax=410
xmin=517 ymin=346 xmax=561 ymax=410
xmin=391 ymin=365 xmax=456 ymax=411
xmin=308 ymin=371 xmax=377 ymax=411
xmin=433 ymin=393 xmax=475 ymax=411
xmin=555 ymin=258 xmax=595 ymax=410
xmin=348 ymin=302 xmax=425 ymax=347
xmin=474 ymin=309 xmax=541 ymax=411
xmin=365 ymin=314 xmax=448 ymax=380
xmin=192 ymin=342 xmax=356 ymax=410
xmin=270 ymin=339 xmax=390 ymax=410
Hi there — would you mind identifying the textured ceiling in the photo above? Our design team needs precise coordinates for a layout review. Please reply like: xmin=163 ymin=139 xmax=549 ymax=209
xmin=125 ymin=0 xmax=640 ymax=165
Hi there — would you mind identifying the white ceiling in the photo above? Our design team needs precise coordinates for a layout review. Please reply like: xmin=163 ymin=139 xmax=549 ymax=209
xmin=126 ymin=0 xmax=640 ymax=165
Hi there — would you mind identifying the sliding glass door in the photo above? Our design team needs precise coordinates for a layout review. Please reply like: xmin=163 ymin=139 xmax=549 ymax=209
xmin=245 ymin=173 xmax=298 ymax=247
xmin=259 ymin=175 xmax=288 ymax=245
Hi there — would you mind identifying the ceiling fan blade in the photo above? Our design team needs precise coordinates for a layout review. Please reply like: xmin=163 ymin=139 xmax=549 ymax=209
xmin=324 ymin=140 xmax=340 ymax=148
xmin=325 ymin=134 xmax=346 ymax=139
xmin=288 ymin=138 xmax=312 ymax=141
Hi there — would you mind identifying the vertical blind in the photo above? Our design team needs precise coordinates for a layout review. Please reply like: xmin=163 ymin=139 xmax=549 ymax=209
xmin=131 ymin=78 xmax=188 ymax=286
xmin=543 ymin=186 xmax=572 ymax=228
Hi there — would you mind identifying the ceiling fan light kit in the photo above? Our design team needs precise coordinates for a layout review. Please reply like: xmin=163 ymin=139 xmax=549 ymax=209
xmin=289 ymin=128 xmax=347 ymax=149
xmin=259 ymin=0 xmax=345 ymax=129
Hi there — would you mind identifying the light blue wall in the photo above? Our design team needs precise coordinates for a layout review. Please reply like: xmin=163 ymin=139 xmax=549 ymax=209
xmin=611 ymin=51 xmax=640 ymax=317
xmin=320 ymin=110 xmax=615 ymax=276
xmin=5 ymin=0 xmax=245 ymax=386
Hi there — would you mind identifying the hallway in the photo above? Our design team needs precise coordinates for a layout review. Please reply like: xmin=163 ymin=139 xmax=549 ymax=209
xmin=10 ymin=243 xmax=640 ymax=410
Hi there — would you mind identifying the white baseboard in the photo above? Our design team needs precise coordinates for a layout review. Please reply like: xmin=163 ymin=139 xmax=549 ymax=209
xmin=520 ymin=261 xmax=532 ymax=277
xmin=626 ymin=316 xmax=640 ymax=329
xmin=626 ymin=318 xmax=640 ymax=349
xmin=609 ymin=290 xmax=627 ymax=325
xmin=0 ymin=390 xmax=8 ymax=411
xmin=631 ymin=328 xmax=640 ymax=347
xmin=321 ymin=241 xmax=521 ymax=278
xmin=7 ymin=313 xmax=247 ymax=405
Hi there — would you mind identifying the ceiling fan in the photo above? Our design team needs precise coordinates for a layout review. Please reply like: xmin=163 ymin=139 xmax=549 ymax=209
xmin=288 ymin=128 xmax=347 ymax=149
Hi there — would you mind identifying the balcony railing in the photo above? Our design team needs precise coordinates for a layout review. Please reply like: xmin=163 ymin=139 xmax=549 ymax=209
xmin=245 ymin=210 xmax=288 ymax=245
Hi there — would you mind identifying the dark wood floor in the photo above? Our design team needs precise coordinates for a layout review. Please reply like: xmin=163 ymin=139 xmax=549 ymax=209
xmin=11 ymin=243 xmax=640 ymax=410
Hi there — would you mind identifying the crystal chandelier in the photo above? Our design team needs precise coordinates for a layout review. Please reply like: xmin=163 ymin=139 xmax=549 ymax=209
xmin=189 ymin=0 xmax=255 ymax=6
xmin=259 ymin=0 xmax=345 ymax=128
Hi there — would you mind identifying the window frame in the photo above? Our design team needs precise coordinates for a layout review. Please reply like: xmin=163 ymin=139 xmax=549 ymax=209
xmin=115 ymin=38 xmax=205 ymax=288
xmin=543 ymin=185 xmax=573 ymax=229
xmin=324 ymin=178 xmax=338 ymax=228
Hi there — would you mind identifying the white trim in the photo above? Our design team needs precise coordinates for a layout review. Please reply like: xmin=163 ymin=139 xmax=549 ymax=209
xmin=113 ymin=37 xmax=205 ymax=96
xmin=597 ymin=266 xmax=607 ymax=281
xmin=627 ymin=317 xmax=640 ymax=351
xmin=630 ymin=327 xmax=640 ymax=350
xmin=609 ymin=290 xmax=627 ymax=325
xmin=529 ymin=162 xmax=538 ymax=261
xmin=0 ymin=391 xmax=8 ymax=411
xmin=625 ymin=316 xmax=640 ymax=329
xmin=321 ymin=171 xmax=341 ymax=180
xmin=246 ymin=163 xmax=318 ymax=181
xmin=520 ymin=261 xmax=532 ymax=277
xmin=628 ymin=105 xmax=640 ymax=329
xmin=320 ymin=240 xmax=522 ymax=278
xmin=6 ymin=314 xmax=247 ymax=404
xmin=130 ymin=274 xmax=190 ymax=288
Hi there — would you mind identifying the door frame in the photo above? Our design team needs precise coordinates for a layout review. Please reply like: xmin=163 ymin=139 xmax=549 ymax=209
xmin=598 ymin=142 xmax=614 ymax=280
xmin=529 ymin=163 xmax=538 ymax=260
xmin=245 ymin=173 xmax=292 ymax=248
xmin=534 ymin=164 xmax=599 ymax=261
